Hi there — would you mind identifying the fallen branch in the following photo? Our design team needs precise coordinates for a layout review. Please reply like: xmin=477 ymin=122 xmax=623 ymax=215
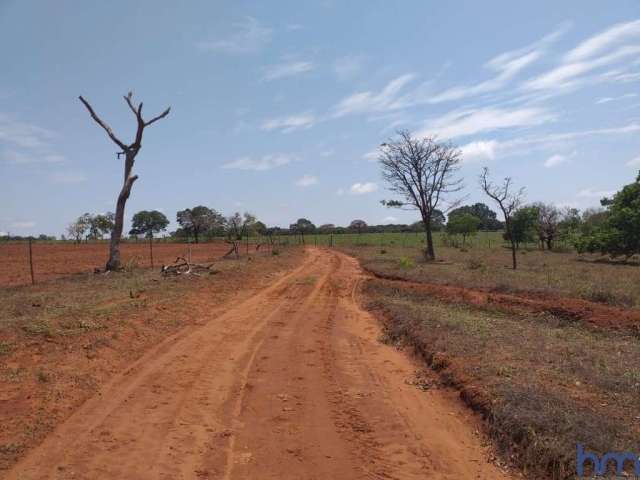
xmin=161 ymin=256 xmax=218 ymax=277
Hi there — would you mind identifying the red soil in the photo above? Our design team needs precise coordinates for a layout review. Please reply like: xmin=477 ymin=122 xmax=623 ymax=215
xmin=0 ymin=242 xmax=234 ymax=287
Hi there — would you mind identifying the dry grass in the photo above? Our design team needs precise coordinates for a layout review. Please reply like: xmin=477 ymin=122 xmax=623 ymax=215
xmin=343 ymin=245 xmax=640 ymax=308
xmin=365 ymin=280 xmax=640 ymax=479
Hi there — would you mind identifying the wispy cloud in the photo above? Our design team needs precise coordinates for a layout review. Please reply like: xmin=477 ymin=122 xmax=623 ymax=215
xmin=523 ymin=19 xmax=640 ymax=92
xmin=595 ymin=93 xmax=638 ymax=104
xmin=577 ymin=188 xmax=616 ymax=198
xmin=362 ymin=150 xmax=379 ymax=162
xmin=332 ymin=74 xmax=416 ymax=117
xmin=197 ymin=17 xmax=272 ymax=54
xmin=460 ymin=140 xmax=499 ymax=163
xmin=221 ymin=154 xmax=295 ymax=171
xmin=50 ymin=171 xmax=87 ymax=184
xmin=333 ymin=55 xmax=365 ymax=80
xmin=627 ymin=155 xmax=640 ymax=167
xmin=295 ymin=174 xmax=318 ymax=187
xmin=262 ymin=60 xmax=314 ymax=81
xmin=382 ymin=216 xmax=397 ymax=223
xmin=10 ymin=221 xmax=35 ymax=229
xmin=261 ymin=113 xmax=316 ymax=133
xmin=2 ymin=150 xmax=65 ymax=164
xmin=0 ymin=114 xmax=55 ymax=149
xmin=419 ymin=106 xmax=555 ymax=139
xmin=544 ymin=153 xmax=571 ymax=168
xmin=349 ymin=182 xmax=378 ymax=194
xmin=429 ymin=24 xmax=568 ymax=104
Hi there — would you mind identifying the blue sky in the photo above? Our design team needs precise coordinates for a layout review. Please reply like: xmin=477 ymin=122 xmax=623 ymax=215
xmin=1 ymin=0 xmax=640 ymax=236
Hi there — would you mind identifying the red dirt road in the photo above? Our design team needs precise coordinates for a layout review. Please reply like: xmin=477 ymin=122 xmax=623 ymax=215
xmin=4 ymin=248 xmax=509 ymax=479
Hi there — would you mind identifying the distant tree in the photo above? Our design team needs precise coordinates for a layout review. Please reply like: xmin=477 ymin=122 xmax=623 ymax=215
xmin=318 ymin=223 xmax=335 ymax=233
xmin=176 ymin=206 xmax=223 ymax=243
xmin=87 ymin=212 xmax=115 ymax=240
xmin=224 ymin=212 xmax=257 ymax=257
xmin=507 ymin=206 xmax=539 ymax=248
xmin=253 ymin=221 xmax=268 ymax=236
xmin=129 ymin=210 xmax=169 ymax=239
xmin=575 ymin=171 xmax=640 ymax=258
xmin=66 ymin=214 xmax=90 ymax=244
xmin=532 ymin=202 xmax=560 ymax=250
xmin=410 ymin=209 xmax=446 ymax=233
xmin=349 ymin=219 xmax=368 ymax=234
xmin=79 ymin=91 xmax=170 ymax=270
xmin=289 ymin=218 xmax=316 ymax=244
xmin=480 ymin=167 xmax=525 ymax=269
xmin=380 ymin=130 xmax=463 ymax=260
xmin=448 ymin=202 xmax=502 ymax=231
xmin=446 ymin=213 xmax=481 ymax=247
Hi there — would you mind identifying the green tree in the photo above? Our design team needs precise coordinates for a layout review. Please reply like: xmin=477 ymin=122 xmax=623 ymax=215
xmin=289 ymin=218 xmax=316 ymax=244
xmin=446 ymin=213 xmax=481 ymax=246
xmin=176 ymin=206 xmax=223 ymax=243
xmin=448 ymin=203 xmax=502 ymax=230
xmin=349 ymin=219 xmax=368 ymax=234
xmin=506 ymin=206 xmax=539 ymax=248
xmin=575 ymin=172 xmax=640 ymax=258
xmin=88 ymin=212 xmax=115 ymax=240
xmin=130 ymin=210 xmax=169 ymax=238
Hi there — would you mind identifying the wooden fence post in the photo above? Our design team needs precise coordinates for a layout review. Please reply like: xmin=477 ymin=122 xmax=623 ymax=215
xmin=149 ymin=236 xmax=154 ymax=269
xmin=28 ymin=238 xmax=35 ymax=285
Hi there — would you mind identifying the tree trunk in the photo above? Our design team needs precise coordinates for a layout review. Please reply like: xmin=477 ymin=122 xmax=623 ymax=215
xmin=194 ymin=229 xmax=199 ymax=244
xmin=546 ymin=238 xmax=553 ymax=251
xmin=424 ymin=222 xmax=435 ymax=261
xmin=511 ymin=242 xmax=517 ymax=270
xmin=106 ymin=154 xmax=137 ymax=271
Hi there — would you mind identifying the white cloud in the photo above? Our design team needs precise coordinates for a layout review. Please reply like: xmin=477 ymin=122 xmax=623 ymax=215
xmin=287 ymin=24 xmax=304 ymax=31
xmin=460 ymin=140 xmax=499 ymax=163
xmin=319 ymin=149 xmax=334 ymax=157
xmin=382 ymin=216 xmax=397 ymax=223
xmin=523 ymin=20 xmax=640 ymax=93
xmin=50 ymin=171 xmax=87 ymax=184
xmin=627 ymin=155 xmax=640 ymax=167
xmin=349 ymin=182 xmax=378 ymax=194
xmin=565 ymin=19 xmax=640 ymax=62
xmin=0 ymin=114 xmax=55 ymax=149
xmin=11 ymin=221 xmax=35 ymax=229
xmin=362 ymin=150 xmax=379 ymax=162
xmin=595 ymin=93 xmax=638 ymax=104
xmin=429 ymin=24 xmax=567 ymax=103
xmin=577 ymin=188 xmax=616 ymax=199
xmin=221 ymin=154 xmax=295 ymax=171
xmin=197 ymin=17 xmax=272 ymax=54
xmin=333 ymin=55 xmax=365 ymax=80
xmin=295 ymin=174 xmax=318 ymax=187
xmin=336 ymin=188 xmax=345 ymax=196
xmin=261 ymin=113 xmax=316 ymax=133
xmin=419 ymin=106 xmax=555 ymax=139
xmin=2 ymin=150 xmax=65 ymax=164
xmin=544 ymin=153 xmax=570 ymax=168
xmin=262 ymin=60 xmax=314 ymax=81
xmin=332 ymin=74 xmax=416 ymax=117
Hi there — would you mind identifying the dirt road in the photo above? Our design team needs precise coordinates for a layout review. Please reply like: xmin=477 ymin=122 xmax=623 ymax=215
xmin=5 ymin=248 xmax=509 ymax=480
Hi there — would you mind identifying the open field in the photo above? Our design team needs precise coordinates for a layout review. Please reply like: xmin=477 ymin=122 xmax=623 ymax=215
xmin=340 ymin=244 xmax=640 ymax=309
xmin=0 ymin=242 xmax=240 ymax=287
xmin=0 ymin=248 xmax=512 ymax=479
xmin=343 ymin=244 xmax=640 ymax=478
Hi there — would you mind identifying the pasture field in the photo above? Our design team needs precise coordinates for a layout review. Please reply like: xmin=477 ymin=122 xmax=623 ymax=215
xmin=343 ymin=243 xmax=640 ymax=478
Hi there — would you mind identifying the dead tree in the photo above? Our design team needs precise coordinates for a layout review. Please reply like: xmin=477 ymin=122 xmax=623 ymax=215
xmin=479 ymin=167 xmax=525 ymax=270
xmin=79 ymin=92 xmax=170 ymax=271
xmin=380 ymin=130 xmax=463 ymax=261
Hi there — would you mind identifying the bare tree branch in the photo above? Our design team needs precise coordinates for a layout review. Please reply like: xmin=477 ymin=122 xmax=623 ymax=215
xmin=144 ymin=107 xmax=171 ymax=127
xmin=78 ymin=96 xmax=127 ymax=151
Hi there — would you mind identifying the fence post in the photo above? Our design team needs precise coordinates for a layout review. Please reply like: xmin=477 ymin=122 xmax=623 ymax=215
xmin=28 ymin=238 xmax=35 ymax=285
xmin=149 ymin=236 xmax=154 ymax=269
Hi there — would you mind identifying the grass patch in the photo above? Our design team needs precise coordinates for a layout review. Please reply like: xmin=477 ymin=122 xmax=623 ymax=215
xmin=364 ymin=279 xmax=640 ymax=479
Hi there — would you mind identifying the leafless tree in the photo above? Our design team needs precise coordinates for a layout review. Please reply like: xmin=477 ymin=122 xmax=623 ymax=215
xmin=380 ymin=130 xmax=463 ymax=260
xmin=79 ymin=92 xmax=170 ymax=270
xmin=479 ymin=167 xmax=525 ymax=269
xmin=532 ymin=202 xmax=560 ymax=250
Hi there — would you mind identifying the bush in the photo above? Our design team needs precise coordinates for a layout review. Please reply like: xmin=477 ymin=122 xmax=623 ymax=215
xmin=398 ymin=256 xmax=415 ymax=269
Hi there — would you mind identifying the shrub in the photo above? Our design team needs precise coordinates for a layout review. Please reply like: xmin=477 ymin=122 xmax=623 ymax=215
xmin=398 ymin=256 xmax=415 ymax=269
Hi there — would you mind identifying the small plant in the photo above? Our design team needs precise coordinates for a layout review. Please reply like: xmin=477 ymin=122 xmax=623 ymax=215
xmin=466 ymin=257 xmax=485 ymax=271
xmin=36 ymin=370 xmax=50 ymax=383
xmin=380 ymin=249 xmax=387 ymax=254
xmin=398 ymin=256 xmax=415 ymax=269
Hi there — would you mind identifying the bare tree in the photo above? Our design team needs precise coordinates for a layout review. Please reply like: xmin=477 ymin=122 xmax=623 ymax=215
xmin=479 ymin=167 xmax=525 ymax=269
xmin=532 ymin=202 xmax=560 ymax=250
xmin=79 ymin=92 xmax=170 ymax=270
xmin=380 ymin=130 xmax=463 ymax=260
